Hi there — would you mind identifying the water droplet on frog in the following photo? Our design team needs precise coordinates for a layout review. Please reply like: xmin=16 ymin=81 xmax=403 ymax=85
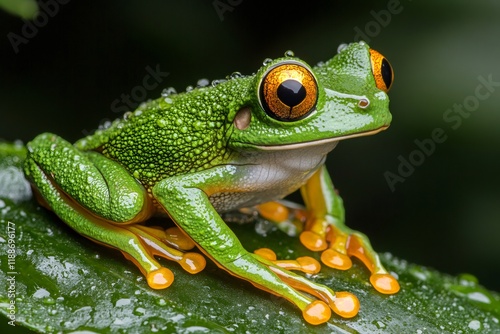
xmin=99 ymin=120 xmax=112 ymax=130
xmin=316 ymin=61 xmax=325 ymax=67
xmin=161 ymin=87 xmax=177 ymax=97
xmin=337 ymin=43 xmax=348 ymax=53
xmin=262 ymin=58 xmax=273 ymax=65
xmin=123 ymin=111 xmax=133 ymax=120
xmin=185 ymin=85 xmax=194 ymax=92
xmin=211 ymin=79 xmax=227 ymax=87
xmin=228 ymin=71 xmax=243 ymax=80
xmin=156 ymin=118 xmax=167 ymax=128
xmin=284 ymin=50 xmax=295 ymax=57
xmin=196 ymin=78 xmax=209 ymax=87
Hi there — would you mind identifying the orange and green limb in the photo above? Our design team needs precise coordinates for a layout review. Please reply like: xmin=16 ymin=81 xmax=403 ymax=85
xmin=24 ymin=134 xmax=205 ymax=290
xmin=300 ymin=165 xmax=400 ymax=294
xmin=153 ymin=165 xmax=358 ymax=324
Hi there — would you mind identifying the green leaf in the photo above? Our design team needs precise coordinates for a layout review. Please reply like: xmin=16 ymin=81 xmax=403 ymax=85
xmin=1 ymin=142 xmax=499 ymax=333
xmin=0 ymin=0 xmax=38 ymax=19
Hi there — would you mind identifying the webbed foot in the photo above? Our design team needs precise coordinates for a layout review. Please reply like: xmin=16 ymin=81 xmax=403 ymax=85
xmin=252 ymin=247 xmax=359 ymax=323
xmin=257 ymin=201 xmax=399 ymax=295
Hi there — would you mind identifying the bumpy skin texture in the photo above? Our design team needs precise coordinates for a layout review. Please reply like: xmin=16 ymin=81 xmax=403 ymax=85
xmin=76 ymin=78 xmax=250 ymax=189
xmin=23 ymin=42 xmax=399 ymax=325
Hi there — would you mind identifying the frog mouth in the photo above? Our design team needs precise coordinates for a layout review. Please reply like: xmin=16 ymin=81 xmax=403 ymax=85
xmin=253 ymin=125 xmax=389 ymax=151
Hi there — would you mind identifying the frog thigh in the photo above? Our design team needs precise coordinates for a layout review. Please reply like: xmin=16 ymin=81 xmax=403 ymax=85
xmin=24 ymin=133 xmax=152 ymax=223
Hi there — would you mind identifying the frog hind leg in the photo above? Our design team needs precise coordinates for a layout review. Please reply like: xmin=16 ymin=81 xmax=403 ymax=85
xmin=299 ymin=165 xmax=400 ymax=294
xmin=152 ymin=166 xmax=360 ymax=325
xmin=24 ymin=133 xmax=205 ymax=289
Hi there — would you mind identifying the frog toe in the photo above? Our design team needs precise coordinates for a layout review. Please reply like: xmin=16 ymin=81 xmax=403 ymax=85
xmin=321 ymin=248 xmax=352 ymax=270
xmin=254 ymin=248 xmax=320 ymax=274
xmin=300 ymin=218 xmax=400 ymax=294
xmin=303 ymin=300 xmax=331 ymax=325
xmin=299 ymin=230 xmax=328 ymax=251
xmin=147 ymin=268 xmax=175 ymax=289
xmin=256 ymin=201 xmax=306 ymax=236
xmin=127 ymin=225 xmax=206 ymax=275
xmin=331 ymin=291 xmax=359 ymax=318
xmin=370 ymin=273 xmax=400 ymax=294
xmin=252 ymin=252 xmax=360 ymax=322
xmin=300 ymin=292 xmax=360 ymax=325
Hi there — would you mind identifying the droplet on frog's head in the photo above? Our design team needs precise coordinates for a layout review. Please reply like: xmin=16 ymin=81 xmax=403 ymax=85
xmin=211 ymin=79 xmax=227 ymax=87
xmin=99 ymin=120 xmax=112 ymax=130
xmin=227 ymin=71 xmax=243 ymax=80
xmin=284 ymin=50 xmax=295 ymax=57
xmin=161 ymin=87 xmax=177 ymax=97
xmin=123 ymin=111 xmax=133 ymax=120
xmin=185 ymin=85 xmax=194 ymax=92
xmin=262 ymin=58 xmax=273 ymax=66
xmin=337 ymin=43 xmax=348 ymax=53
xmin=196 ymin=78 xmax=209 ymax=88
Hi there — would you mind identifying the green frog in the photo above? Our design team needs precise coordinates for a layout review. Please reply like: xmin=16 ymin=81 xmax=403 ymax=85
xmin=23 ymin=41 xmax=398 ymax=325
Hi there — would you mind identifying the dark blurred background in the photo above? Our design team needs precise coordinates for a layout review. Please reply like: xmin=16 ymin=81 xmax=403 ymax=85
xmin=1 ymin=1 xmax=499 ymax=292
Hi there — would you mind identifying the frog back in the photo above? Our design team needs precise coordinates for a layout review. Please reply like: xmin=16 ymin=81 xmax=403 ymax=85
xmin=75 ymin=77 xmax=253 ymax=189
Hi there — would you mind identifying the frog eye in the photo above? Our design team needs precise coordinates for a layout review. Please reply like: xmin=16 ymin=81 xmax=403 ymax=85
xmin=259 ymin=62 xmax=318 ymax=121
xmin=369 ymin=49 xmax=394 ymax=92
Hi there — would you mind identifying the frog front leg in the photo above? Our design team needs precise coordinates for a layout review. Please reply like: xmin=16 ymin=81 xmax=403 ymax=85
xmin=24 ymin=133 xmax=206 ymax=288
xmin=299 ymin=165 xmax=400 ymax=294
xmin=152 ymin=165 xmax=359 ymax=325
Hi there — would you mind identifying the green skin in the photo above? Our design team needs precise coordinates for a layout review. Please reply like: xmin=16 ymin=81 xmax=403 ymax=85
xmin=24 ymin=42 xmax=394 ymax=324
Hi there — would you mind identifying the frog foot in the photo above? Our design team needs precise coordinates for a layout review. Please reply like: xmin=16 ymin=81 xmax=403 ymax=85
xmin=123 ymin=225 xmax=206 ymax=289
xmin=299 ymin=221 xmax=400 ymax=295
xmin=256 ymin=201 xmax=307 ymax=236
xmin=253 ymin=248 xmax=359 ymax=323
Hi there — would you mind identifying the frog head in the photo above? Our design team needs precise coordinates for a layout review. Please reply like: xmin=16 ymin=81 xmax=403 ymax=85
xmin=229 ymin=41 xmax=393 ymax=150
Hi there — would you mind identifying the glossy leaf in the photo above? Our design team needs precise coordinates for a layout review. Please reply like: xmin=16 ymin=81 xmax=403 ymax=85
xmin=0 ymin=0 xmax=38 ymax=19
xmin=0 ymin=142 xmax=499 ymax=333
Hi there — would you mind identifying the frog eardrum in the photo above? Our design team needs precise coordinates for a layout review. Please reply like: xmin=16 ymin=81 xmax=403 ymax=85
xmin=259 ymin=61 xmax=318 ymax=121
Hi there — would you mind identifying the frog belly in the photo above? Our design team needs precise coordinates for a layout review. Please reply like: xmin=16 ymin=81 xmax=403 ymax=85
xmin=209 ymin=141 xmax=338 ymax=212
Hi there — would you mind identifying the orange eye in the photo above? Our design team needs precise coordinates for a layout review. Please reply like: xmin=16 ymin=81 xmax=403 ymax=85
xmin=369 ymin=49 xmax=394 ymax=92
xmin=259 ymin=62 xmax=318 ymax=121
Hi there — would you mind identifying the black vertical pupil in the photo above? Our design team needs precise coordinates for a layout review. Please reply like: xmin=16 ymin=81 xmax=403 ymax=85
xmin=381 ymin=58 xmax=393 ymax=89
xmin=277 ymin=79 xmax=306 ymax=107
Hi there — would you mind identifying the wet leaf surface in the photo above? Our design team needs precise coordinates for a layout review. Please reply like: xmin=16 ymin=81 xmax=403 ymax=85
xmin=1 ymin=142 xmax=499 ymax=333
